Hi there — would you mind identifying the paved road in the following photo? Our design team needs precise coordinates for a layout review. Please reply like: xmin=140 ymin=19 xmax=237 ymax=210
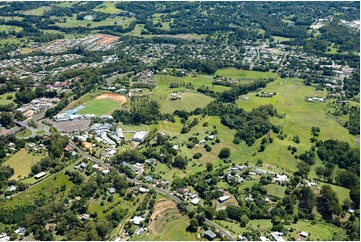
xmin=69 ymin=141 xmax=235 ymax=241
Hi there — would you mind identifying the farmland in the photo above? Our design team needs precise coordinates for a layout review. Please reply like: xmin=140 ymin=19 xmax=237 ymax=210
xmin=160 ymin=92 xmax=213 ymax=113
xmin=3 ymin=149 xmax=45 ymax=180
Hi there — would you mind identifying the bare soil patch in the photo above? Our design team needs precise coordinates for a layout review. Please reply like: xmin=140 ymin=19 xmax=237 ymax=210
xmin=95 ymin=93 xmax=127 ymax=105
xmin=96 ymin=34 xmax=119 ymax=44
xmin=148 ymin=198 xmax=177 ymax=235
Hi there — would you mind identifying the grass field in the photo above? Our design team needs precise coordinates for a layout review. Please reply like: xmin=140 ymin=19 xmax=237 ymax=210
xmin=271 ymin=35 xmax=293 ymax=42
xmin=0 ymin=25 xmax=23 ymax=32
xmin=15 ymin=128 xmax=32 ymax=138
xmin=77 ymin=99 xmax=121 ymax=116
xmin=94 ymin=2 xmax=120 ymax=14
xmin=22 ymin=6 xmax=51 ymax=15
xmin=216 ymin=218 xmax=344 ymax=241
xmin=264 ymin=184 xmax=286 ymax=198
xmin=54 ymin=14 xmax=135 ymax=28
xmin=133 ymin=207 xmax=197 ymax=241
xmin=215 ymin=69 xmax=278 ymax=79
xmin=160 ymin=92 xmax=213 ymax=113
xmin=0 ymin=172 xmax=74 ymax=210
xmin=233 ymin=78 xmax=354 ymax=173
xmin=0 ymin=92 xmax=15 ymax=105
xmin=152 ymin=74 xmax=229 ymax=105
xmin=3 ymin=149 xmax=45 ymax=180
xmin=64 ymin=90 xmax=105 ymax=111
xmin=151 ymin=13 xmax=173 ymax=30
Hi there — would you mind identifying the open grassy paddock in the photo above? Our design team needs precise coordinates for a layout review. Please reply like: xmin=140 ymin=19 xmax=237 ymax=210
xmin=152 ymin=74 xmax=230 ymax=105
xmin=0 ymin=172 xmax=74 ymax=210
xmin=233 ymin=77 xmax=354 ymax=174
xmin=215 ymin=68 xmax=278 ymax=80
xmin=3 ymin=148 xmax=45 ymax=180
xmin=0 ymin=92 xmax=15 ymax=105
xmin=22 ymin=6 xmax=51 ymax=15
xmin=94 ymin=2 xmax=121 ymax=14
xmin=160 ymin=92 xmax=213 ymax=113
xmin=53 ymin=14 xmax=135 ymax=29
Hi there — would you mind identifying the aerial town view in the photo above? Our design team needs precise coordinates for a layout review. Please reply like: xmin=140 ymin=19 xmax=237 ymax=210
xmin=0 ymin=1 xmax=359 ymax=241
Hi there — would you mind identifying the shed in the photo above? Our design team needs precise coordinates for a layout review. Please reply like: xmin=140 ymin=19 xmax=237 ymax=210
xmin=204 ymin=230 xmax=217 ymax=240
xmin=218 ymin=195 xmax=231 ymax=203
xmin=300 ymin=231 xmax=309 ymax=238
xmin=34 ymin=171 xmax=46 ymax=179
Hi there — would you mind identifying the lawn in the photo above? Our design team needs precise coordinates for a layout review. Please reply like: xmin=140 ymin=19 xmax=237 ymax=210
xmin=0 ymin=25 xmax=23 ymax=32
xmin=16 ymin=128 xmax=32 ymax=138
xmin=22 ymin=6 xmax=51 ymax=15
xmin=215 ymin=69 xmax=278 ymax=79
xmin=64 ymin=90 xmax=105 ymax=111
xmin=94 ymin=2 xmax=120 ymax=14
xmin=285 ymin=220 xmax=345 ymax=241
xmin=264 ymin=184 xmax=286 ymax=198
xmin=160 ymin=92 xmax=213 ymax=113
xmin=54 ymin=14 xmax=135 ymax=28
xmin=271 ymin=35 xmax=293 ymax=42
xmin=133 ymin=207 xmax=197 ymax=241
xmin=77 ymin=99 xmax=121 ymax=116
xmin=0 ymin=92 xmax=15 ymax=105
xmin=3 ymin=149 xmax=45 ymax=180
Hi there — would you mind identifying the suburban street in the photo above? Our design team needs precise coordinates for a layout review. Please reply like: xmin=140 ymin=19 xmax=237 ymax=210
xmin=69 ymin=140 xmax=236 ymax=241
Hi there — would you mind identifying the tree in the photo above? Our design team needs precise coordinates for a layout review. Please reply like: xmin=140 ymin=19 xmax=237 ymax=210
xmin=0 ymin=112 xmax=14 ymax=128
xmin=188 ymin=218 xmax=199 ymax=232
xmin=240 ymin=214 xmax=249 ymax=227
xmin=350 ymin=185 xmax=360 ymax=209
xmin=173 ymin=155 xmax=188 ymax=169
xmin=218 ymin=147 xmax=231 ymax=159
xmin=293 ymin=135 xmax=300 ymax=143
xmin=206 ymin=162 xmax=213 ymax=172
xmin=217 ymin=210 xmax=228 ymax=220
xmin=295 ymin=161 xmax=310 ymax=178
xmin=204 ymin=206 xmax=217 ymax=219
xmin=298 ymin=187 xmax=316 ymax=217
xmin=318 ymin=185 xmax=342 ymax=219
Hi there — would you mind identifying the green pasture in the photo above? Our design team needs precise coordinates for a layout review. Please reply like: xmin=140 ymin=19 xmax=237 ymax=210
xmin=22 ymin=6 xmax=51 ymax=15
xmin=152 ymin=74 xmax=229 ymax=105
xmin=54 ymin=14 xmax=135 ymax=28
xmin=0 ymin=172 xmax=74 ymax=210
xmin=77 ymin=99 xmax=121 ymax=116
xmin=160 ymin=92 xmax=213 ymax=113
xmin=215 ymin=69 xmax=278 ymax=79
xmin=0 ymin=25 xmax=23 ymax=32
xmin=233 ymin=78 xmax=354 ymax=172
xmin=151 ymin=13 xmax=173 ymax=30
xmin=285 ymin=220 xmax=345 ymax=241
xmin=271 ymin=35 xmax=293 ymax=42
xmin=3 ymin=148 xmax=45 ymax=180
xmin=94 ymin=2 xmax=121 ymax=14
xmin=264 ymin=184 xmax=286 ymax=198
xmin=0 ymin=92 xmax=15 ymax=105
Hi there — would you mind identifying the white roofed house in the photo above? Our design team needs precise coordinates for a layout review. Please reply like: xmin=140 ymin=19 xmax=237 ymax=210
xmin=131 ymin=216 xmax=145 ymax=225
xmin=132 ymin=131 xmax=148 ymax=142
